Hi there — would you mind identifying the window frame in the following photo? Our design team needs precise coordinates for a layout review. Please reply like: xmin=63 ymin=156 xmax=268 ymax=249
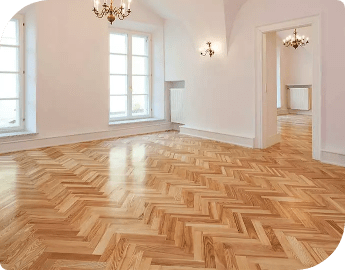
xmin=0 ymin=15 xmax=25 ymax=134
xmin=109 ymin=28 xmax=152 ymax=122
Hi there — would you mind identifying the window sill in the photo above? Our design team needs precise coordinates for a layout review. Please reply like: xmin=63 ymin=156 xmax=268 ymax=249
xmin=0 ymin=131 xmax=37 ymax=139
xmin=109 ymin=118 xmax=163 ymax=126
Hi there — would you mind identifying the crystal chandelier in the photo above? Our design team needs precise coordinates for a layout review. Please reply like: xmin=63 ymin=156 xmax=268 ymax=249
xmin=283 ymin=29 xmax=309 ymax=49
xmin=93 ymin=0 xmax=132 ymax=25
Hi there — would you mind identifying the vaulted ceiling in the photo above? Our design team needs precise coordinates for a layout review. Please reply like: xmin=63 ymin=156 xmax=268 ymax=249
xmin=139 ymin=0 xmax=248 ymax=52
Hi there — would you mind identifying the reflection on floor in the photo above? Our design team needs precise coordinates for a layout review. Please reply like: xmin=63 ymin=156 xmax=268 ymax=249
xmin=277 ymin=114 xmax=313 ymax=159
xmin=0 ymin=114 xmax=344 ymax=270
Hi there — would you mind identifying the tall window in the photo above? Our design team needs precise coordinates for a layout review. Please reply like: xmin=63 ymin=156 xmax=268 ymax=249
xmin=109 ymin=30 xmax=151 ymax=121
xmin=0 ymin=17 xmax=24 ymax=133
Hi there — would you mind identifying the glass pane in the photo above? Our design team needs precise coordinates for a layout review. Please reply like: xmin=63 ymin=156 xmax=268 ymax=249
xmin=110 ymin=54 xmax=127 ymax=75
xmin=132 ymin=76 xmax=149 ymax=94
xmin=0 ymin=73 xmax=19 ymax=99
xmin=132 ymin=56 xmax=148 ymax=75
xmin=110 ymin=33 xmax=127 ymax=54
xmin=132 ymin=36 xmax=148 ymax=56
xmin=0 ymin=99 xmax=20 ymax=129
xmin=110 ymin=75 xmax=127 ymax=95
xmin=0 ymin=46 xmax=19 ymax=72
xmin=0 ymin=20 xmax=18 ymax=46
xmin=110 ymin=96 xmax=127 ymax=118
xmin=132 ymin=95 xmax=148 ymax=116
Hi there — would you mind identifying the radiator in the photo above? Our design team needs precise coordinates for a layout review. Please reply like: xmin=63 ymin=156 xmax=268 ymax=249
xmin=288 ymin=87 xmax=311 ymax=111
xmin=170 ymin=88 xmax=185 ymax=124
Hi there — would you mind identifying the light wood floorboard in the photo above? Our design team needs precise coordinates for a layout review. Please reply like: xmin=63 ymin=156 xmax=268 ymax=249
xmin=0 ymin=115 xmax=344 ymax=269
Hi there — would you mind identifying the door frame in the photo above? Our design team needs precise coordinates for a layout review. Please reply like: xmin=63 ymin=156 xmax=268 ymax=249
xmin=254 ymin=15 xmax=321 ymax=160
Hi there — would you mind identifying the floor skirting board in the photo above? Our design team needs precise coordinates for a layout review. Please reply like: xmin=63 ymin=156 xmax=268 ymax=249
xmin=288 ymin=109 xmax=313 ymax=116
xmin=0 ymin=121 xmax=172 ymax=154
xmin=180 ymin=126 xmax=255 ymax=148
xmin=278 ymin=109 xmax=289 ymax=115
xmin=264 ymin=133 xmax=281 ymax=148
xmin=321 ymin=150 xmax=345 ymax=168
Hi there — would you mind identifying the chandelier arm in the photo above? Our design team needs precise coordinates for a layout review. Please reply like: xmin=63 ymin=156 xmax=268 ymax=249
xmin=117 ymin=10 xmax=131 ymax=20
xmin=201 ymin=49 xmax=211 ymax=57
xmin=124 ymin=11 xmax=131 ymax=17
xmin=100 ymin=7 xmax=109 ymax=18
xmin=116 ymin=10 xmax=125 ymax=20
xmin=122 ymin=9 xmax=131 ymax=18
xmin=94 ymin=10 xmax=104 ymax=18
xmin=94 ymin=6 xmax=110 ymax=18
xmin=93 ymin=8 xmax=100 ymax=17
xmin=104 ymin=6 xmax=111 ymax=15
xmin=112 ymin=6 xmax=120 ymax=15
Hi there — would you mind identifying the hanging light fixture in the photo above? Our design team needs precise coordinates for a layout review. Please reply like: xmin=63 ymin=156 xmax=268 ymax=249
xmin=283 ymin=29 xmax=309 ymax=49
xmin=93 ymin=0 xmax=132 ymax=25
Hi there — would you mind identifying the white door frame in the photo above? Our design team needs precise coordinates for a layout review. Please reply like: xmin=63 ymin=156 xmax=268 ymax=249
xmin=255 ymin=15 xmax=321 ymax=160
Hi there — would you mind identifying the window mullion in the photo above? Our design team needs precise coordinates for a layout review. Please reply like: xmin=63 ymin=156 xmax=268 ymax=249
xmin=128 ymin=34 xmax=132 ymax=117
xmin=19 ymin=16 xmax=25 ymax=128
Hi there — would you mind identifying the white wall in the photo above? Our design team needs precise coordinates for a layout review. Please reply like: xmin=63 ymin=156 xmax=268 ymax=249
xmin=164 ymin=0 xmax=345 ymax=156
xmin=0 ymin=0 xmax=169 ymax=154
xmin=277 ymin=27 xmax=313 ymax=112
xmin=265 ymin=32 xmax=278 ymax=144
xmin=278 ymin=34 xmax=289 ymax=112
xmin=283 ymin=45 xmax=313 ymax=86
xmin=165 ymin=19 xmax=255 ymax=142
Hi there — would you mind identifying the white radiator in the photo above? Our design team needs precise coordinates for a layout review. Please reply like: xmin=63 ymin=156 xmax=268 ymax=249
xmin=288 ymin=87 xmax=311 ymax=111
xmin=170 ymin=88 xmax=185 ymax=124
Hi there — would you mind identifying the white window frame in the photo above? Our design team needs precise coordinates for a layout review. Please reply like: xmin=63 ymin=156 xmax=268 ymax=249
xmin=109 ymin=28 xmax=152 ymax=122
xmin=0 ymin=15 xmax=25 ymax=134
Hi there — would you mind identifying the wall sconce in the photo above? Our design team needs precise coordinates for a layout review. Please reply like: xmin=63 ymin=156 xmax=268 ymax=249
xmin=200 ymin=42 xmax=215 ymax=57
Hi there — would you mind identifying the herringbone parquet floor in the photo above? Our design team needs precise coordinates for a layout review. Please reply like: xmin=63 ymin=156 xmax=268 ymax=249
xmin=0 ymin=115 xmax=344 ymax=270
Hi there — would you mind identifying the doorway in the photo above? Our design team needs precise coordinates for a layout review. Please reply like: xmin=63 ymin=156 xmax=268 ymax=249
xmin=255 ymin=16 xmax=321 ymax=161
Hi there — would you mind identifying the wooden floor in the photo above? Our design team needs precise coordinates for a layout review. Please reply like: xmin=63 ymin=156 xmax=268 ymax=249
xmin=0 ymin=114 xmax=344 ymax=270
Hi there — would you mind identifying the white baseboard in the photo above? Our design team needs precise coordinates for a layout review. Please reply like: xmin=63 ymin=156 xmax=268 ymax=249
xmin=264 ymin=133 xmax=281 ymax=148
xmin=321 ymin=150 xmax=345 ymax=168
xmin=0 ymin=121 xmax=172 ymax=154
xmin=180 ymin=126 xmax=254 ymax=148
xmin=288 ymin=109 xmax=313 ymax=116
xmin=278 ymin=109 xmax=289 ymax=115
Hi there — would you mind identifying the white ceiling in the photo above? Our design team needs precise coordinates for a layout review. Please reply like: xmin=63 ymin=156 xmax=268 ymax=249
xmin=17 ymin=0 xmax=247 ymax=55
xmin=138 ymin=0 xmax=248 ymax=52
